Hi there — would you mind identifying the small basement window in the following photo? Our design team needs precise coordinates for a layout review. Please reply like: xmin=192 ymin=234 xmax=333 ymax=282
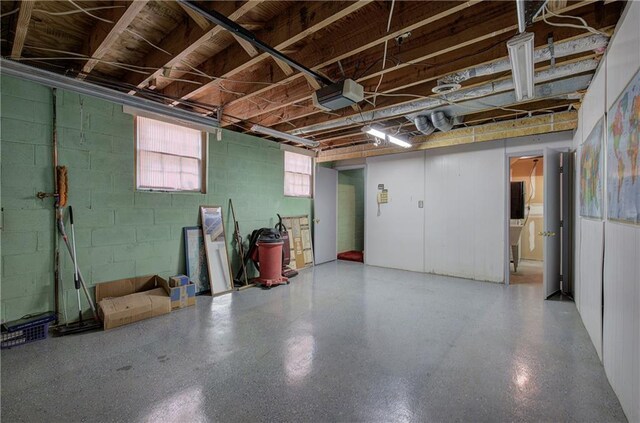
xmin=284 ymin=151 xmax=313 ymax=197
xmin=135 ymin=116 xmax=206 ymax=192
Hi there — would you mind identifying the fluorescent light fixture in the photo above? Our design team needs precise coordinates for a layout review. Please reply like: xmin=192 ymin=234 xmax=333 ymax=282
xmin=387 ymin=134 xmax=412 ymax=148
xmin=507 ymin=32 xmax=535 ymax=102
xmin=362 ymin=125 xmax=387 ymax=140
xmin=362 ymin=125 xmax=411 ymax=148
xmin=251 ymin=124 xmax=319 ymax=148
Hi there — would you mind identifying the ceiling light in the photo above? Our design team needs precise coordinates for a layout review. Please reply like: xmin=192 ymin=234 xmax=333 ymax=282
xmin=362 ymin=125 xmax=386 ymax=140
xmin=387 ymin=134 xmax=412 ymax=148
xmin=251 ymin=124 xmax=319 ymax=148
xmin=361 ymin=125 xmax=411 ymax=148
xmin=507 ymin=32 xmax=535 ymax=102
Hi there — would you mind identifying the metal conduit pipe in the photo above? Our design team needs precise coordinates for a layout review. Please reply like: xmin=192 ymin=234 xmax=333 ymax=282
xmin=0 ymin=58 xmax=220 ymax=131
xmin=290 ymin=58 xmax=598 ymax=135
xmin=439 ymin=34 xmax=608 ymax=85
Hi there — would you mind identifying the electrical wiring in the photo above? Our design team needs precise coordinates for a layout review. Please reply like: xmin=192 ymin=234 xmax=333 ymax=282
xmin=81 ymin=72 xmax=221 ymax=115
xmin=1 ymin=8 xmax=19 ymax=18
xmin=10 ymin=56 xmax=153 ymax=75
xmin=67 ymin=0 xmax=114 ymax=23
xmin=382 ymin=87 xmax=554 ymax=116
xmin=122 ymin=27 xmax=290 ymax=89
xmin=32 ymin=5 xmax=124 ymax=17
xmin=123 ymin=28 xmax=220 ymax=87
xmin=392 ymin=36 xmax=509 ymax=72
xmin=542 ymin=5 xmax=608 ymax=37
xmin=371 ymin=0 xmax=396 ymax=106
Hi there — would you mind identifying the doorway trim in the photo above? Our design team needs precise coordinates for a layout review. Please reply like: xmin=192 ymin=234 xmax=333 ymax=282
xmin=504 ymin=149 xmax=544 ymax=286
xmin=335 ymin=164 xmax=367 ymax=264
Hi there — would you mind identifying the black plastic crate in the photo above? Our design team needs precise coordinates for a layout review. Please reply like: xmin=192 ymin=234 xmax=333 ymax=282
xmin=1 ymin=313 xmax=56 ymax=349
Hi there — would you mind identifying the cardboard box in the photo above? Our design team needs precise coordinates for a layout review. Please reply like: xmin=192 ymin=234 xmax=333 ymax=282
xmin=169 ymin=275 xmax=189 ymax=287
xmin=158 ymin=278 xmax=196 ymax=310
xmin=96 ymin=275 xmax=172 ymax=330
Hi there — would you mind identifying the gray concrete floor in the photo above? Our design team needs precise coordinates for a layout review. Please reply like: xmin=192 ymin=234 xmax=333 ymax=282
xmin=1 ymin=261 xmax=626 ymax=422
xmin=510 ymin=259 xmax=543 ymax=285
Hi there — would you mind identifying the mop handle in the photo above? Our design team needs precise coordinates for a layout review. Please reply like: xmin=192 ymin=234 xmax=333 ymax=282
xmin=69 ymin=206 xmax=80 ymax=290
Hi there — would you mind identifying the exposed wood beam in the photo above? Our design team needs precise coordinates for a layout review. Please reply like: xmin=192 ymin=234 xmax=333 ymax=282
xmin=177 ymin=1 xmax=210 ymax=30
xmin=264 ymin=23 xmax=616 ymax=133
xmin=162 ymin=1 xmax=475 ymax=103
xmin=232 ymin=33 xmax=260 ymax=58
xmin=160 ymin=1 xmax=373 ymax=103
xmin=10 ymin=0 xmax=35 ymax=58
xmin=273 ymin=57 xmax=294 ymax=76
xmin=275 ymin=55 xmax=597 ymax=137
xmin=317 ymin=111 xmax=578 ymax=162
xmin=460 ymin=100 xmax=577 ymax=125
xmin=319 ymin=99 xmax=577 ymax=148
xmin=78 ymin=0 xmax=149 ymax=79
xmin=226 ymin=1 xmax=516 ymax=125
xmin=123 ymin=1 xmax=264 ymax=92
xmin=229 ymin=0 xmax=615 ymax=127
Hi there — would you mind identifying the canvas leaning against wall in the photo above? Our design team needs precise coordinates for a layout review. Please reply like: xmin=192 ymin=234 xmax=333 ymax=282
xmin=607 ymin=69 xmax=640 ymax=224
xmin=183 ymin=227 xmax=210 ymax=294
xmin=580 ymin=118 xmax=604 ymax=219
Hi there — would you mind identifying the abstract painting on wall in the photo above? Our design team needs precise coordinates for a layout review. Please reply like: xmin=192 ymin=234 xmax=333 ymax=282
xmin=580 ymin=118 xmax=604 ymax=219
xmin=183 ymin=226 xmax=210 ymax=294
xmin=607 ymin=69 xmax=640 ymax=224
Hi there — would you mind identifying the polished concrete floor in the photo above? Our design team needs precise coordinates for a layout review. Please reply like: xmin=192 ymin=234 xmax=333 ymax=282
xmin=1 ymin=262 xmax=626 ymax=422
xmin=510 ymin=259 xmax=543 ymax=285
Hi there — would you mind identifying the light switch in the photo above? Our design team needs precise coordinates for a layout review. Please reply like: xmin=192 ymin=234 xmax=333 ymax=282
xmin=418 ymin=200 xmax=424 ymax=208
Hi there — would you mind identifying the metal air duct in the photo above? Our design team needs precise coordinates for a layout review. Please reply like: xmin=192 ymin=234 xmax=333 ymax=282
xmin=430 ymin=111 xmax=454 ymax=132
xmin=414 ymin=115 xmax=435 ymax=135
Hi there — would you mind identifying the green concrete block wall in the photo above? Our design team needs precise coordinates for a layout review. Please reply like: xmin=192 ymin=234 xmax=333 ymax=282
xmin=0 ymin=75 xmax=312 ymax=323
xmin=337 ymin=169 xmax=364 ymax=253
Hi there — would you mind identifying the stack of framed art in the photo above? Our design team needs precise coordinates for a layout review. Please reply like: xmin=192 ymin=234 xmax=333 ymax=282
xmin=183 ymin=206 xmax=234 ymax=296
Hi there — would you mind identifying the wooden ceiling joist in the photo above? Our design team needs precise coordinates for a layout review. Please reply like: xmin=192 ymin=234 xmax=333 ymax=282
xmin=319 ymin=99 xmax=577 ymax=148
xmin=317 ymin=110 xmax=578 ymax=162
xmin=10 ymin=0 xmax=35 ymax=58
xmin=236 ymin=1 xmax=618 ymax=130
xmin=159 ymin=0 xmax=373 ymax=103
xmin=222 ymin=0 xmax=509 ymax=124
xmin=6 ymin=0 xmax=624 ymax=157
xmin=162 ymin=0 xmax=476 ymax=107
xmin=123 ymin=1 xmax=265 ymax=92
xmin=78 ymin=0 xmax=150 ymax=79
xmin=280 ymin=58 xmax=595 ymax=139
xmin=177 ymin=1 xmax=210 ymax=30
xmin=215 ymin=1 xmax=481 ymax=111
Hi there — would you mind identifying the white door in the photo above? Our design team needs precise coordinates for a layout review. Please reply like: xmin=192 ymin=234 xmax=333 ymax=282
xmin=314 ymin=166 xmax=337 ymax=264
xmin=543 ymin=148 xmax=562 ymax=298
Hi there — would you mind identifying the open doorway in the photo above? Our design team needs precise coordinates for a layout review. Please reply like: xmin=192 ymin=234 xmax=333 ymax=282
xmin=336 ymin=168 xmax=364 ymax=263
xmin=509 ymin=156 xmax=544 ymax=285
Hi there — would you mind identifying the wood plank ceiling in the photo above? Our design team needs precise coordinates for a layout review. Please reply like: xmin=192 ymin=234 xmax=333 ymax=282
xmin=1 ymin=0 xmax=626 ymax=159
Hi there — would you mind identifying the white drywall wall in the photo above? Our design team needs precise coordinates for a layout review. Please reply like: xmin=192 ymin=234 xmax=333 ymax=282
xmin=423 ymin=144 xmax=505 ymax=282
xmin=574 ymin=2 xmax=640 ymax=420
xmin=576 ymin=61 xmax=607 ymax=360
xmin=365 ymin=151 xmax=425 ymax=272
xmin=363 ymin=132 xmax=572 ymax=282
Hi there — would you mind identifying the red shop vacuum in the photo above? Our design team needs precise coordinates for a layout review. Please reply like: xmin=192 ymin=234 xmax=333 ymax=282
xmin=249 ymin=229 xmax=289 ymax=288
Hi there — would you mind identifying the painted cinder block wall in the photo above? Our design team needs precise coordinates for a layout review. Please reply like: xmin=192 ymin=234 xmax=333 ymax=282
xmin=337 ymin=169 xmax=364 ymax=253
xmin=0 ymin=75 xmax=311 ymax=323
